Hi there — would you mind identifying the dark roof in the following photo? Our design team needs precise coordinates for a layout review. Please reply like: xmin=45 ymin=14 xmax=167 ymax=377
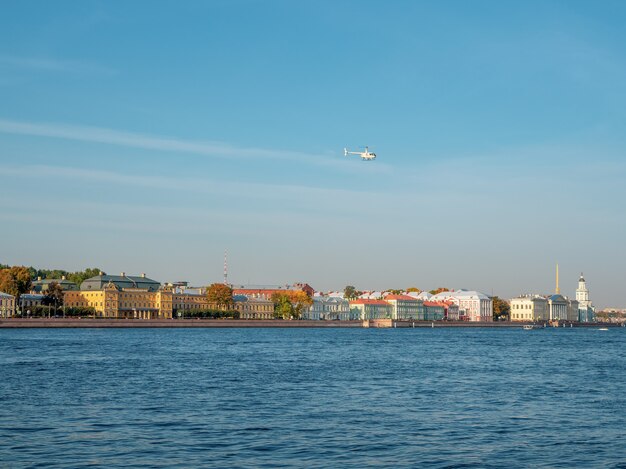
xmin=233 ymin=295 xmax=272 ymax=304
xmin=81 ymin=274 xmax=160 ymax=292
xmin=20 ymin=294 xmax=44 ymax=300
xmin=31 ymin=278 xmax=78 ymax=293
xmin=548 ymin=294 xmax=566 ymax=301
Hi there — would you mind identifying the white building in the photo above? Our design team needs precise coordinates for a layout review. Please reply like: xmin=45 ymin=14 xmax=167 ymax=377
xmin=407 ymin=291 xmax=432 ymax=301
xmin=304 ymin=296 xmax=350 ymax=320
xmin=510 ymin=295 xmax=549 ymax=322
xmin=430 ymin=290 xmax=493 ymax=322
xmin=576 ymin=273 xmax=596 ymax=322
xmin=323 ymin=291 xmax=345 ymax=299
xmin=358 ymin=291 xmax=384 ymax=300
xmin=547 ymin=294 xmax=569 ymax=320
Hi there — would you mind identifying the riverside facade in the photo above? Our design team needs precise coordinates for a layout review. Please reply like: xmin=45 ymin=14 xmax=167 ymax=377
xmin=1 ymin=267 xmax=601 ymax=323
xmin=510 ymin=272 xmax=596 ymax=323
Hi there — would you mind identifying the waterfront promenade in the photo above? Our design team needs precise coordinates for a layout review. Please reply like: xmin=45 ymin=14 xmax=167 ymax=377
xmin=0 ymin=318 xmax=618 ymax=328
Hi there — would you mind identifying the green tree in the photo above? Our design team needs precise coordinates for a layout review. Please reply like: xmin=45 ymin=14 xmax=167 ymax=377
xmin=207 ymin=283 xmax=234 ymax=309
xmin=67 ymin=267 xmax=102 ymax=286
xmin=290 ymin=290 xmax=314 ymax=319
xmin=272 ymin=293 xmax=293 ymax=319
xmin=41 ymin=281 xmax=65 ymax=311
xmin=271 ymin=291 xmax=313 ymax=320
xmin=0 ymin=266 xmax=32 ymax=303
xmin=64 ymin=306 xmax=96 ymax=318
xmin=492 ymin=296 xmax=510 ymax=321
xmin=429 ymin=287 xmax=450 ymax=295
xmin=344 ymin=285 xmax=358 ymax=300
xmin=407 ymin=287 xmax=421 ymax=293
xmin=33 ymin=268 xmax=69 ymax=280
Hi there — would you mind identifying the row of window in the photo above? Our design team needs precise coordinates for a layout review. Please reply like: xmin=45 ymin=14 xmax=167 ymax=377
xmin=240 ymin=312 xmax=273 ymax=319
xmin=239 ymin=305 xmax=273 ymax=312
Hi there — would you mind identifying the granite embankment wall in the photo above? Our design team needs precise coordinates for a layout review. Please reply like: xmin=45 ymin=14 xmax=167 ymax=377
xmin=0 ymin=319 xmax=363 ymax=328
xmin=0 ymin=319 xmax=619 ymax=328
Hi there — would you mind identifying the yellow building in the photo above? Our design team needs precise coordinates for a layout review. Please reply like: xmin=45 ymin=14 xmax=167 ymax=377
xmin=64 ymin=273 xmax=173 ymax=319
xmin=173 ymin=288 xmax=210 ymax=314
xmin=171 ymin=290 xmax=275 ymax=318
xmin=234 ymin=295 xmax=274 ymax=319
xmin=510 ymin=295 xmax=548 ymax=322
xmin=63 ymin=274 xmax=277 ymax=320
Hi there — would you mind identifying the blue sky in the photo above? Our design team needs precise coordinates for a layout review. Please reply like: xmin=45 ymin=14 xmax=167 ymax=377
xmin=1 ymin=1 xmax=625 ymax=307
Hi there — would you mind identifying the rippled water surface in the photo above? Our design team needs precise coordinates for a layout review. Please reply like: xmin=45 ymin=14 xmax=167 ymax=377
xmin=1 ymin=327 xmax=625 ymax=468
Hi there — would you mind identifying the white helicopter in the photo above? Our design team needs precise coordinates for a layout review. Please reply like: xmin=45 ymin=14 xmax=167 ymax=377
xmin=344 ymin=146 xmax=377 ymax=161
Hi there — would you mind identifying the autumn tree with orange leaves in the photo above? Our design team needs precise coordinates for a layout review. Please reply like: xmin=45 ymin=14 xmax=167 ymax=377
xmin=271 ymin=290 xmax=313 ymax=319
xmin=206 ymin=283 xmax=234 ymax=310
xmin=0 ymin=266 xmax=32 ymax=304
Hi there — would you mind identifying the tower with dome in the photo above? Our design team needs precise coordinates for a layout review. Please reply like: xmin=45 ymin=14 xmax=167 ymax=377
xmin=575 ymin=273 xmax=596 ymax=322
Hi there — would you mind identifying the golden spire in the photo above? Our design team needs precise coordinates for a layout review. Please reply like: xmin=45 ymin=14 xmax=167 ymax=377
xmin=555 ymin=263 xmax=560 ymax=295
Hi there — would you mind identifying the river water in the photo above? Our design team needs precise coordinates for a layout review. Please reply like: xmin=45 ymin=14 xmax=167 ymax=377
xmin=0 ymin=327 xmax=624 ymax=468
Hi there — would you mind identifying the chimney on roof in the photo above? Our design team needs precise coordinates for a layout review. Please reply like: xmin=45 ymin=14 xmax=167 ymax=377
xmin=121 ymin=272 xmax=126 ymax=277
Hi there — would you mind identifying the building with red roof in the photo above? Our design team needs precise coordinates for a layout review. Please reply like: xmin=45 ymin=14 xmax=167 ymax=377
xmin=231 ymin=283 xmax=314 ymax=300
xmin=423 ymin=301 xmax=446 ymax=321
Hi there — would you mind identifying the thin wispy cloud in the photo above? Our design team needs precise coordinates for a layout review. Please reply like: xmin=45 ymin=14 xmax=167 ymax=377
xmin=0 ymin=164 xmax=382 ymax=201
xmin=0 ymin=119 xmax=391 ymax=173
xmin=0 ymin=191 xmax=377 ymax=237
xmin=0 ymin=55 xmax=117 ymax=76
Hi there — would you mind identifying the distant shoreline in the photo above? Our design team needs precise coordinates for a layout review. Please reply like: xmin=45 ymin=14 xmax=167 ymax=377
xmin=0 ymin=319 xmax=620 ymax=329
